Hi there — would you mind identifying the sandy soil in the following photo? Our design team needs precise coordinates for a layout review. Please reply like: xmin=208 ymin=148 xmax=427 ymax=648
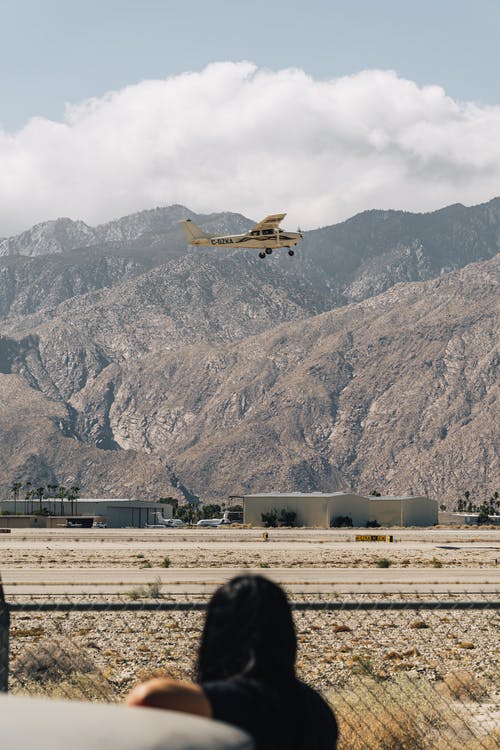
xmin=1 ymin=527 xmax=499 ymax=569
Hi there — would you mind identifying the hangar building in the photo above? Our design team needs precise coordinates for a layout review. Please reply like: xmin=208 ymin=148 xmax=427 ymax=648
xmin=241 ymin=492 xmax=437 ymax=528
xmin=0 ymin=498 xmax=172 ymax=528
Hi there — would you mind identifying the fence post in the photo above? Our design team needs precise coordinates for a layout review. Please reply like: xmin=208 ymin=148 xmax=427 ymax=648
xmin=0 ymin=576 xmax=9 ymax=691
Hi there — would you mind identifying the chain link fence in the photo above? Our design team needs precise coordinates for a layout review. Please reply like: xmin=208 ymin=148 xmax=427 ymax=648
xmin=1 ymin=585 xmax=498 ymax=749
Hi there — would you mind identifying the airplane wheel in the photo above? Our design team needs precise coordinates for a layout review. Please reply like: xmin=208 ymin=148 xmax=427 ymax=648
xmin=288 ymin=249 xmax=295 ymax=256
xmin=259 ymin=251 xmax=266 ymax=259
xmin=265 ymin=247 xmax=272 ymax=255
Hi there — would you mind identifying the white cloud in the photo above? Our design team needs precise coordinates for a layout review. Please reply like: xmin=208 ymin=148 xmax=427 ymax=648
xmin=1 ymin=62 xmax=500 ymax=235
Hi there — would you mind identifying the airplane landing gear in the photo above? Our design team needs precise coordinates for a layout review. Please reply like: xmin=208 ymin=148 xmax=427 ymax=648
xmin=288 ymin=249 xmax=295 ymax=256
xmin=259 ymin=251 xmax=266 ymax=259
xmin=265 ymin=247 xmax=273 ymax=255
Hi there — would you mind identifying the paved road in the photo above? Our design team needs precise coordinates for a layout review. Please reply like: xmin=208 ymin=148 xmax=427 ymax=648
xmin=2 ymin=528 xmax=500 ymax=541
xmin=2 ymin=566 xmax=499 ymax=595
xmin=1 ymin=527 xmax=499 ymax=552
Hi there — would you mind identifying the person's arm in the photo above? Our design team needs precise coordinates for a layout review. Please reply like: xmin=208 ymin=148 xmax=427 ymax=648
xmin=125 ymin=678 xmax=212 ymax=718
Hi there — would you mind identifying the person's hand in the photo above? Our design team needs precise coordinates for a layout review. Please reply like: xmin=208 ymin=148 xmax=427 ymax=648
xmin=126 ymin=678 xmax=212 ymax=718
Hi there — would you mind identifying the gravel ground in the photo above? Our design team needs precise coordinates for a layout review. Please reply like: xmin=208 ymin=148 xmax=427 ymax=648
xmin=8 ymin=601 xmax=499 ymax=699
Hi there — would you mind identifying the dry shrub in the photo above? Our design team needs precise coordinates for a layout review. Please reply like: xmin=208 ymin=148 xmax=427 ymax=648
xmin=437 ymin=670 xmax=487 ymax=702
xmin=431 ymin=730 xmax=500 ymax=750
xmin=13 ymin=637 xmax=96 ymax=682
xmin=328 ymin=672 xmax=498 ymax=750
xmin=471 ymin=731 xmax=500 ymax=750
xmin=13 ymin=671 xmax=116 ymax=702
xmin=328 ymin=675 xmax=442 ymax=750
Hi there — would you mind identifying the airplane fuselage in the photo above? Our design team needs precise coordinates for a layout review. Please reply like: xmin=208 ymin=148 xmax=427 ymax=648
xmin=190 ymin=229 xmax=302 ymax=249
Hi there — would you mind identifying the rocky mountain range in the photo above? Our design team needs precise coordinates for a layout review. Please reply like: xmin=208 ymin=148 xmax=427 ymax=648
xmin=0 ymin=199 xmax=498 ymax=505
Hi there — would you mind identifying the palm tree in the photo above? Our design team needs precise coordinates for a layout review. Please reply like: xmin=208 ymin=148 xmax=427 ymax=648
xmin=69 ymin=486 xmax=80 ymax=517
xmin=24 ymin=482 xmax=32 ymax=514
xmin=34 ymin=486 xmax=44 ymax=515
xmin=47 ymin=484 xmax=58 ymax=515
xmin=10 ymin=482 xmax=22 ymax=515
xmin=57 ymin=486 xmax=67 ymax=516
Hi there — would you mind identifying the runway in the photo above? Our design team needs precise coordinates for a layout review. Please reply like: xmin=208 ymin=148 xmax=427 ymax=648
xmin=2 ymin=566 xmax=499 ymax=595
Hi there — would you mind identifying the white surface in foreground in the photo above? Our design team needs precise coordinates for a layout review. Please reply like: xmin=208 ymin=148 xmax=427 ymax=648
xmin=0 ymin=694 xmax=252 ymax=750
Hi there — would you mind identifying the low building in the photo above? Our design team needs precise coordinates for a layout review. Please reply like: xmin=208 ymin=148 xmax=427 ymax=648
xmin=0 ymin=498 xmax=172 ymax=528
xmin=362 ymin=495 xmax=438 ymax=527
xmin=241 ymin=492 xmax=437 ymax=528
xmin=439 ymin=511 xmax=500 ymax=526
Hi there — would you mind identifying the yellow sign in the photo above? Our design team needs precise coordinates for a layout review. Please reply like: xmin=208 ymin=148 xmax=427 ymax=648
xmin=355 ymin=534 xmax=393 ymax=542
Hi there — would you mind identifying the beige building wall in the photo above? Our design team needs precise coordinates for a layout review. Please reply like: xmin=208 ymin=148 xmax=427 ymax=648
xmin=367 ymin=499 xmax=405 ymax=526
xmin=243 ymin=493 xmax=332 ymax=527
xmin=401 ymin=496 xmax=438 ymax=526
xmin=242 ymin=492 xmax=437 ymax=528
xmin=366 ymin=496 xmax=438 ymax=526
xmin=327 ymin=495 xmax=368 ymax=526
xmin=0 ymin=515 xmax=51 ymax=529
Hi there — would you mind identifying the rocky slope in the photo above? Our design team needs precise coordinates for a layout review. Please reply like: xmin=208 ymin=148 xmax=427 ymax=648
xmin=0 ymin=373 xmax=181 ymax=499
xmin=103 ymin=255 xmax=499 ymax=503
xmin=0 ymin=207 xmax=253 ymax=326
xmin=0 ymin=251 xmax=497 ymax=503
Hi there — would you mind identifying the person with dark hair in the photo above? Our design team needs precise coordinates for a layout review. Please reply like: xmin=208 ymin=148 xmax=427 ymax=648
xmin=126 ymin=575 xmax=338 ymax=749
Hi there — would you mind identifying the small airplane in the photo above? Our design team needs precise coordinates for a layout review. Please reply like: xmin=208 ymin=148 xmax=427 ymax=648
xmin=180 ymin=213 xmax=302 ymax=259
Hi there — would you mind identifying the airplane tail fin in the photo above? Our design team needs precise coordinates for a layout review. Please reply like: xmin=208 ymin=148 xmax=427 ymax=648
xmin=180 ymin=218 xmax=208 ymax=243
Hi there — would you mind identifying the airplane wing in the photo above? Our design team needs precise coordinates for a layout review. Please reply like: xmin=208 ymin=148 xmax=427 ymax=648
xmin=250 ymin=213 xmax=286 ymax=232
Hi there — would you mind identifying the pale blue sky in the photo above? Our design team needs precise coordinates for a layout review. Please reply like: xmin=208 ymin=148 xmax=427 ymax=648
xmin=1 ymin=0 xmax=499 ymax=131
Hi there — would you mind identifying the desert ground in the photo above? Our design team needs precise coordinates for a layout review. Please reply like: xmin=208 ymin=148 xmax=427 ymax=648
xmin=1 ymin=526 xmax=500 ymax=569
xmin=2 ymin=527 xmax=499 ymax=747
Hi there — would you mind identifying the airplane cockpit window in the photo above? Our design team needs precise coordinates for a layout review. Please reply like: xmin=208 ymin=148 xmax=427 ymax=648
xmin=262 ymin=229 xmax=274 ymax=235
xmin=250 ymin=230 xmax=260 ymax=235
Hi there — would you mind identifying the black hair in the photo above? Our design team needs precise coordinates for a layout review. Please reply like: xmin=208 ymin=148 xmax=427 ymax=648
xmin=195 ymin=575 xmax=297 ymax=683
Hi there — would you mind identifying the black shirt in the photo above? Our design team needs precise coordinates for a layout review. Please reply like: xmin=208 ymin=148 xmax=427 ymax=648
xmin=203 ymin=676 xmax=338 ymax=750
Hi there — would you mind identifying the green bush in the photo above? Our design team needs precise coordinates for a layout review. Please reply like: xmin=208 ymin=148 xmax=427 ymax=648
xmin=161 ymin=556 xmax=171 ymax=568
xmin=477 ymin=506 xmax=491 ymax=524
xmin=261 ymin=509 xmax=278 ymax=528
xmin=278 ymin=509 xmax=297 ymax=527
xmin=376 ymin=557 xmax=391 ymax=568
xmin=331 ymin=515 xmax=353 ymax=528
